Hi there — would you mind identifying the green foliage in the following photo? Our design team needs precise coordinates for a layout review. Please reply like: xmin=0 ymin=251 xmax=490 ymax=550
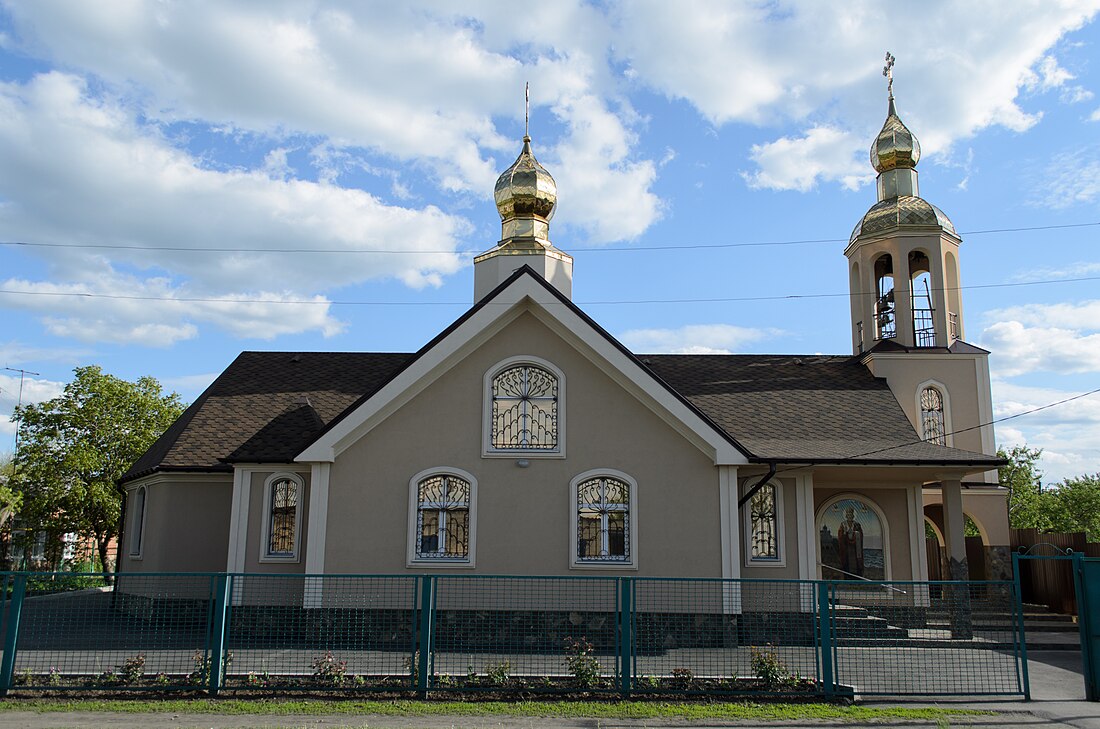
xmin=118 ymin=653 xmax=146 ymax=685
xmin=750 ymin=644 xmax=793 ymax=691
xmin=485 ymin=660 xmax=511 ymax=686
xmin=998 ymin=445 xmax=1100 ymax=540
xmin=0 ymin=454 xmax=20 ymax=528
xmin=999 ymin=445 xmax=1049 ymax=531
xmin=563 ymin=636 xmax=601 ymax=689
xmin=10 ymin=366 xmax=185 ymax=572
xmin=669 ymin=667 xmax=694 ymax=688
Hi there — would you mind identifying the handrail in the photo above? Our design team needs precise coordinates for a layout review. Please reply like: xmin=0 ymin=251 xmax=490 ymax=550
xmin=818 ymin=563 xmax=907 ymax=594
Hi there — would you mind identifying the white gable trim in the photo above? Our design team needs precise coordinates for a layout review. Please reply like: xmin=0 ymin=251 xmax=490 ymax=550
xmin=297 ymin=273 xmax=748 ymax=465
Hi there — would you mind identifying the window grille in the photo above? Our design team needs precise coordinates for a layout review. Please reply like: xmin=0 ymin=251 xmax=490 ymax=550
xmin=491 ymin=364 xmax=558 ymax=450
xmin=920 ymin=387 xmax=946 ymax=446
xmin=267 ymin=478 xmax=298 ymax=556
xmin=748 ymin=483 xmax=779 ymax=560
xmin=415 ymin=474 xmax=471 ymax=560
xmin=576 ymin=476 xmax=630 ymax=562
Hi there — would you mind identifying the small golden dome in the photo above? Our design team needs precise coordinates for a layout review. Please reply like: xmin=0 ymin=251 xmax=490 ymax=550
xmin=494 ymin=135 xmax=557 ymax=223
xmin=870 ymin=98 xmax=921 ymax=173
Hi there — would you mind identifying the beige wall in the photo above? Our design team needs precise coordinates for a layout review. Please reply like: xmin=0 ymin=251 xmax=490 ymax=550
xmin=324 ymin=311 xmax=722 ymax=577
xmin=813 ymin=482 xmax=916 ymax=581
xmin=243 ymin=470 xmax=311 ymax=574
xmin=740 ymin=477 xmax=800 ymax=580
xmin=119 ymin=477 xmax=232 ymax=573
xmin=923 ymin=490 xmax=1010 ymax=546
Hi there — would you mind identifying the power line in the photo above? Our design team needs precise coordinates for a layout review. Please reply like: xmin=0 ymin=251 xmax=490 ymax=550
xmin=0 ymin=275 xmax=1097 ymax=308
xmin=0 ymin=221 xmax=1096 ymax=255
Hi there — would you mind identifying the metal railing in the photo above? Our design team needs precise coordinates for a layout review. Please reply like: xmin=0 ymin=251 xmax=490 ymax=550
xmin=0 ymin=572 xmax=1027 ymax=699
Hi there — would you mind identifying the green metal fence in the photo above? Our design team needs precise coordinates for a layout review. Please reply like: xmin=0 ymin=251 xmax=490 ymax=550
xmin=0 ymin=572 xmax=1027 ymax=698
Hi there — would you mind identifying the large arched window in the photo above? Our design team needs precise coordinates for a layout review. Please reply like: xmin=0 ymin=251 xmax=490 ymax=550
xmin=817 ymin=495 xmax=889 ymax=581
xmin=744 ymin=480 xmax=784 ymax=566
xmin=571 ymin=470 xmax=637 ymax=568
xmin=407 ymin=468 xmax=477 ymax=566
xmin=484 ymin=356 xmax=564 ymax=456
xmin=261 ymin=472 xmax=304 ymax=561
xmin=918 ymin=383 xmax=948 ymax=446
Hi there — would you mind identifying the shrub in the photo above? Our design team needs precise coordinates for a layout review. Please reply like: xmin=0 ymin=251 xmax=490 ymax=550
xmin=311 ymin=651 xmax=347 ymax=686
xmin=750 ymin=644 xmax=792 ymax=691
xmin=118 ymin=653 xmax=146 ymax=685
xmin=485 ymin=660 xmax=511 ymax=687
xmin=563 ymin=636 xmax=601 ymax=689
xmin=670 ymin=666 xmax=695 ymax=688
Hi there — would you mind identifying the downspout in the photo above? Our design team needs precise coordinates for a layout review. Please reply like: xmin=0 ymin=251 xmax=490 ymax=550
xmin=737 ymin=461 xmax=777 ymax=509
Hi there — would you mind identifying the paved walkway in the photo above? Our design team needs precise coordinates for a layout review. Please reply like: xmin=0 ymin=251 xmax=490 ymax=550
xmin=0 ymin=651 xmax=1095 ymax=729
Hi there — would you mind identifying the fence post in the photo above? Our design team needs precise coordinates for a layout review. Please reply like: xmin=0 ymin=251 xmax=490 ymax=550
xmin=1071 ymin=552 xmax=1095 ymax=702
xmin=1012 ymin=553 xmax=1032 ymax=700
xmin=0 ymin=573 xmax=27 ymax=696
xmin=619 ymin=577 xmax=632 ymax=697
xmin=416 ymin=575 xmax=435 ymax=698
xmin=207 ymin=573 xmax=231 ymax=696
xmin=816 ymin=580 xmax=834 ymax=697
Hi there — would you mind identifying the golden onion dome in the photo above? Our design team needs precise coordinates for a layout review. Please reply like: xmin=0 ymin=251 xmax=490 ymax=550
xmin=850 ymin=195 xmax=955 ymax=245
xmin=494 ymin=135 xmax=557 ymax=222
xmin=870 ymin=97 xmax=921 ymax=173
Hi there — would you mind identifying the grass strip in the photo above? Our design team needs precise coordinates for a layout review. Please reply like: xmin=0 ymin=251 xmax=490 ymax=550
xmin=0 ymin=698 xmax=993 ymax=721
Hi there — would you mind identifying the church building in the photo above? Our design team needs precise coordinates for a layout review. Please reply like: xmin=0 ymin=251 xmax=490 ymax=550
xmin=119 ymin=76 xmax=1009 ymax=596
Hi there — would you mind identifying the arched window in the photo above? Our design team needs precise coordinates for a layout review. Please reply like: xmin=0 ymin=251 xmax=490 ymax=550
xmin=817 ymin=495 xmax=889 ymax=581
xmin=262 ymin=473 xmax=304 ymax=561
xmin=410 ymin=471 xmax=475 ymax=563
xmin=920 ymin=386 xmax=946 ymax=446
xmin=571 ymin=470 xmax=637 ymax=567
xmin=129 ymin=486 xmax=147 ymax=558
xmin=484 ymin=356 xmax=564 ymax=455
xmin=909 ymin=250 xmax=936 ymax=346
xmin=745 ymin=481 xmax=784 ymax=565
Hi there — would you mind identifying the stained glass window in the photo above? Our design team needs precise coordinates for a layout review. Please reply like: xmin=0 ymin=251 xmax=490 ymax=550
xmin=129 ymin=486 xmax=146 ymax=557
xmin=748 ymin=483 xmax=779 ymax=560
xmin=491 ymin=364 xmax=558 ymax=450
xmin=576 ymin=476 xmax=630 ymax=563
xmin=267 ymin=477 xmax=299 ymax=556
xmin=920 ymin=386 xmax=946 ymax=446
xmin=416 ymin=474 xmax=471 ymax=560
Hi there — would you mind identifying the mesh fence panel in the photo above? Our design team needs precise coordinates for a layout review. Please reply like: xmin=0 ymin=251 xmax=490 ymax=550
xmin=430 ymin=576 xmax=620 ymax=692
xmin=12 ymin=573 xmax=214 ymax=689
xmin=829 ymin=580 xmax=1024 ymax=696
xmin=223 ymin=574 xmax=419 ymax=690
xmin=632 ymin=578 xmax=819 ymax=694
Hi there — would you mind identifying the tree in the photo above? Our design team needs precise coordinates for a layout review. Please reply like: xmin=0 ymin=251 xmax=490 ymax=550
xmin=998 ymin=445 xmax=1051 ymax=531
xmin=0 ymin=454 xmax=20 ymax=529
xmin=11 ymin=366 xmax=184 ymax=573
xmin=1044 ymin=474 xmax=1100 ymax=541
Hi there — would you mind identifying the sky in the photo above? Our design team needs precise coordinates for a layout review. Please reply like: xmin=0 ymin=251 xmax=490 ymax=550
xmin=0 ymin=1 xmax=1099 ymax=483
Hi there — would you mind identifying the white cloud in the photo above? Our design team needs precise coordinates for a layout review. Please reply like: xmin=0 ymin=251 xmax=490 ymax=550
xmin=617 ymin=324 xmax=777 ymax=354
xmin=609 ymin=0 xmax=1098 ymax=188
xmin=1091 ymin=107 xmax=1100 ymax=121
xmin=1008 ymin=261 xmax=1100 ymax=282
xmin=981 ymin=300 xmax=1100 ymax=376
xmin=743 ymin=126 xmax=870 ymax=192
xmin=0 ymin=371 xmax=68 ymax=441
xmin=992 ymin=379 xmax=1100 ymax=482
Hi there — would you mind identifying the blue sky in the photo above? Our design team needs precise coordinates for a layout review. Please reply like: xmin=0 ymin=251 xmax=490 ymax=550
xmin=0 ymin=1 xmax=1098 ymax=482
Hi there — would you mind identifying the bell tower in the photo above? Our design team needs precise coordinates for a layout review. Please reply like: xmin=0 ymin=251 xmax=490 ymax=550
xmin=846 ymin=54 xmax=964 ymax=354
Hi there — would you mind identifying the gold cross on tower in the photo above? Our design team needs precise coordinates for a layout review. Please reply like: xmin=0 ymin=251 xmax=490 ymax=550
xmin=883 ymin=52 xmax=896 ymax=99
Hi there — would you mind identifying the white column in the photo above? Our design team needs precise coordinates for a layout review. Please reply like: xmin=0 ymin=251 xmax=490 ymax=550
xmin=941 ymin=478 xmax=969 ymax=581
xmin=718 ymin=465 xmax=742 ymax=614
xmin=795 ymin=473 xmax=816 ymax=612
xmin=907 ymin=484 xmax=930 ymax=606
xmin=303 ymin=462 xmax=331 ymax=609
xmin=226 ymin=468 xmax=251 ymax=606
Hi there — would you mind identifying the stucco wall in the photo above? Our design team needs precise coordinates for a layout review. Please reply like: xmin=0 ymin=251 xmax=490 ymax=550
xmin=323 ymin=311 xmax=722 ymax=577
xmin=119 ymin=478 xmax=232 ymax=573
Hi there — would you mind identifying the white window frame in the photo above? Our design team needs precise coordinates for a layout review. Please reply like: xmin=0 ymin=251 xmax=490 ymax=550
xmin=259 ymin=472 xmax=305 ymax=563
xmin=406 ymin=467 xmax=478 ymax=568
xmin=128 ymin=485 xmax=147 ymax=560
xmin=742 ymin=479 xmax=785 ymax=568
xmin=482 ymin=355 xmax=566 ymax=458
xmin=915 ymin=379 xmax=953 ymax=447
xmin=569 ymin=469 xmax=638 ymax=570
